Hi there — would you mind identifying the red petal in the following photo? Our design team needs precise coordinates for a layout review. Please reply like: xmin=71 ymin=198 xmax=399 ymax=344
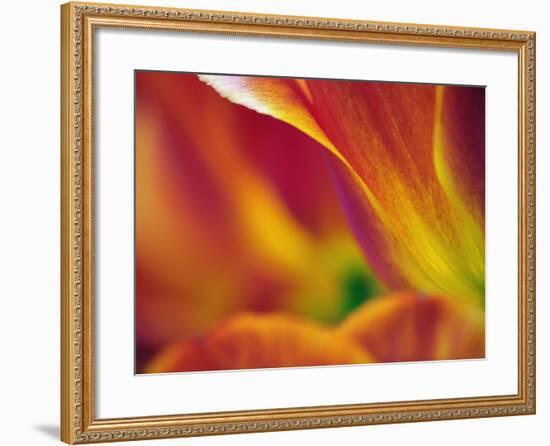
xmin=339 ymin=292 xmax=485 ymax=362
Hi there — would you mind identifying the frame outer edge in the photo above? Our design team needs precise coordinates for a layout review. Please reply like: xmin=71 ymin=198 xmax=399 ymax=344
xmin=527 ymin=32 xmax=536 ymax=414
xmin=518 ymin=31 xmax=536 ymax=414
xmin=60 ymin=2 xmax=72 ymax=442
xmin=61 ymin=2 xmax=78 ymax=444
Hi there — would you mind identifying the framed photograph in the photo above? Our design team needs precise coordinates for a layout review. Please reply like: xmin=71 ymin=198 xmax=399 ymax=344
xmin=60 ymin=2 xmax=536 ymax=443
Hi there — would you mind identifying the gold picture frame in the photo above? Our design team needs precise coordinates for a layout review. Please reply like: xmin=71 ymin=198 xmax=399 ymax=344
xmin=61 ymin=2 xmax=536 ymax=443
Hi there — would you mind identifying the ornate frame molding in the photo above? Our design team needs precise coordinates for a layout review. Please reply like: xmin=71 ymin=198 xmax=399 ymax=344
xmin=60 ymin=2 xmax=536 ymax=443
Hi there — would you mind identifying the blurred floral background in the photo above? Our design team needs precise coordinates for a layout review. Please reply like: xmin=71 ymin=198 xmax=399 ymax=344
xmin=135 ymin=71 xmax=485 ymax=374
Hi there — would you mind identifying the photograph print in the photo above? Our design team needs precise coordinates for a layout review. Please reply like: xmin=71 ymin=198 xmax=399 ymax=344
xmin=134 ymin=71 xmax=486 ymax=374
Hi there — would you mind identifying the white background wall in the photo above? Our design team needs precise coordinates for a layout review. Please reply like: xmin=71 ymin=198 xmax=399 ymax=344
xmin=0 ymin=0 xmax=547 ymax=445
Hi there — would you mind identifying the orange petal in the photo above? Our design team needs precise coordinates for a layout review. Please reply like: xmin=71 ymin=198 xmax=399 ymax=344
xmin=202 ymin=76 xmax=485 ymax=304
xmin=145 ymin=313 xmax=373 ymax=373
xmin=136 ymin=72 xmax=365 ymax=349
xmin=338 ymin=292 xmax=485 ymax=362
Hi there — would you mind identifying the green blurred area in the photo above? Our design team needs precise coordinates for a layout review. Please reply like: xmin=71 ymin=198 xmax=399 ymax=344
xmin=288 ymin=237 xmax=383 ymax=325
xmin=341 ymin=265 xmax=380 ymax=317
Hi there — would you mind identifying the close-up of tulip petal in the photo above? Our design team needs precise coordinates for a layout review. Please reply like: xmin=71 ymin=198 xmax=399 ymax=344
xmin=201 ymin=75 xmax=485 ymax=304
xmin=135 ymin=70 xmax=485 ymax=373
xmin=146 ymin=313 xmax=373 ymax=373
xmin=338 ymin=292 xmax=485 ymax=362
